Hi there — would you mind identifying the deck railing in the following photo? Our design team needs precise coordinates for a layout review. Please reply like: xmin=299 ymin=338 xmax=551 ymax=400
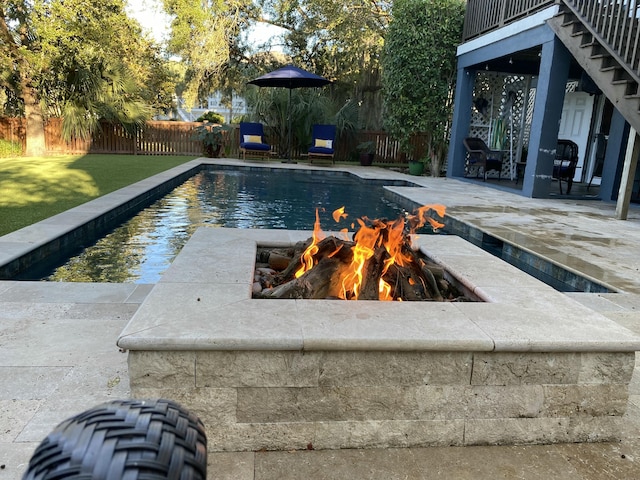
xmin=462 ymin=0 xmax=556 ymax=41
xmin=462 ymin=0 xmax=640 ymax=86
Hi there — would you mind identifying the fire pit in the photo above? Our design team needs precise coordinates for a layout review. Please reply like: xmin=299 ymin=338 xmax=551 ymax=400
xmin=118 ymin=227 xmax=640 ymax=452
xmin=252 ymin=205 xmax=473 ymax=302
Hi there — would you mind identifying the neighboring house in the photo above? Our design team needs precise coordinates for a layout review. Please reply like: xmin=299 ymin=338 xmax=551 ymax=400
xmin=176 ymin=93 xmax=248 ymax=123
xmin=447 ymin=0 xmax=640 ymax=219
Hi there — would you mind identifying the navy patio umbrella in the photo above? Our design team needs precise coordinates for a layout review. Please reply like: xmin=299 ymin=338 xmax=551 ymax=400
xmin=248 ymin=64 xmax=332 ymax=162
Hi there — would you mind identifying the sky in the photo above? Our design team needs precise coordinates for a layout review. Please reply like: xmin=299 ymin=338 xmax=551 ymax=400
xmin=126 ymin=0 xmax=171 ymax=43
xmin=125 ymin=0 xmax=284 ymax=50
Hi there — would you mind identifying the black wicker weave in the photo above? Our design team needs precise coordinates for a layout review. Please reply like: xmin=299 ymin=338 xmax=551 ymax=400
xmin=22 ymin=399 xmax=207 ymax=480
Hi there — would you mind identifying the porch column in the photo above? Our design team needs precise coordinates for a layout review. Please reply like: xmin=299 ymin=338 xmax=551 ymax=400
xmin=599 ymin=109 xmax=629 ymax=202
xmin=522 ymin=38 xmax=571 ymax=198
xmin=446 ymin=67 xmax=476 ymax=178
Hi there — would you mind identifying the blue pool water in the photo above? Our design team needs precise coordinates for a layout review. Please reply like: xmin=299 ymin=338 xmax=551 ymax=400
xmin=41 ymin=169 xmax=411 ymax=283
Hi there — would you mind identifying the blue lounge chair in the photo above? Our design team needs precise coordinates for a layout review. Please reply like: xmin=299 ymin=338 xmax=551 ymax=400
xmin=308 ymin=124 xmax=336 ymax=164
xmin=239 ymin=122 xmax=271 ymax=160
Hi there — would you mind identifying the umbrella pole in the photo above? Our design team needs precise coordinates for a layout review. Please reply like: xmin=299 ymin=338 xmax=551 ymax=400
xmin=287 ymin=89 xmax=292 ymax=163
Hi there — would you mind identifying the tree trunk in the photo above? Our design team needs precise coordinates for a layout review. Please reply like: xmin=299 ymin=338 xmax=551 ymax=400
xmin=21 ymin=75 xmax=46 ymax=157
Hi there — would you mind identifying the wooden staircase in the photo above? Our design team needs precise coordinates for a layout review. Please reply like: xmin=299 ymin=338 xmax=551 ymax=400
xmin=547 ymin=0 xmax=640 ymax=134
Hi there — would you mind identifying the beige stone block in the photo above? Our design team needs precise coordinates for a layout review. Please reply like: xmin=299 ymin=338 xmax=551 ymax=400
xmin=565 ymin=416 xmax=624 ymax=443
xmin=130 ymin=387 xmax=237 ymax=424
xmin=237 ymin=386 xmax=468 ymax=423
xmin=205 ymin=422 xmax=317 ymax=452
xmin=578 ymin=352 xmax=636 ymax=384
xmin=317 ymin=351 xmax=473 ymax=386
xmin=464 ymin=385 xmax=545 ymax=419
xmin=128 ymin=351 xmax=195 ymax=388
xmin=471 ymin=352 xmax=580 ymax=385
xmin=196 ymin=351 xmax=320 ymax=387
xmin=207 ymin=452 xmax=255 ymax=480
xmin=542 ymin=384 xmax=629 ymax=417
xmin=464 ymin=417 xmax=572 ymax=445
xmin=313 ymin=419 xmax=465 ymax=450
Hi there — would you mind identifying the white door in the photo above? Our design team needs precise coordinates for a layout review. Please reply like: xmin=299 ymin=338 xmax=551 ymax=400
xmin=558 ymin=91 xmax=594 ymax=182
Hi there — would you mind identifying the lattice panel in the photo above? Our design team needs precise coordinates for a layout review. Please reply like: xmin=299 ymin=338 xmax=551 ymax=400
xmin=470 ymin=72 xmax=529 ymax=180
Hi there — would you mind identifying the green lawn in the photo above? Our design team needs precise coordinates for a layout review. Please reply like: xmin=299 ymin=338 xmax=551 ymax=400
xmin=0 ymin=154 xmax=197 ymax=236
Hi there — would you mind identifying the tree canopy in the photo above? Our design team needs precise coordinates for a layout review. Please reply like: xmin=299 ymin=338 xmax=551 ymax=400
xmin=382 ymin=0 xmax=464 ymax=170
xmin=162 ymin=0 xmax=256 ymax=110
xmin=0 ymin=0 xmax=466 ymax=159
xmin=253 ymin=0 xmax=390 ymax=128
xmin=0 ymin=0 xmax=176 ymax=154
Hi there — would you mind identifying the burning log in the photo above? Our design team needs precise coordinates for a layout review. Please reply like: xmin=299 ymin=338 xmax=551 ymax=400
xmin=358 ymin=244 xmax=388 ymax=300
xmin=253 ymin=204 xmax=470 ymax=302
xmin=259 ymin=237 xmax=354 ymax=299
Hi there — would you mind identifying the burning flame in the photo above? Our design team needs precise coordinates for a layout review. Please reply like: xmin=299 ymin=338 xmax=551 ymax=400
xmin=340 ymin=218 xmax=380 ymax=299
xmin=294 ymin=208 xmax=325 ymax=278
xmin=295 ymin=204 xmax=446 ymax=300
xmin=332 ymin=206 xmax=348 ymax=222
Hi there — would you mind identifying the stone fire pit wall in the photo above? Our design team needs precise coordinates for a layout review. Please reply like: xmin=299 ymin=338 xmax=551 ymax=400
xmin=117 ymin=228 xmax=640 ymax=452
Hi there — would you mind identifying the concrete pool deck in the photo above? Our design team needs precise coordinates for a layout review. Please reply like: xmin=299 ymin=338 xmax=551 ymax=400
xmin=1 ymin=158 xmax=640 ymax=478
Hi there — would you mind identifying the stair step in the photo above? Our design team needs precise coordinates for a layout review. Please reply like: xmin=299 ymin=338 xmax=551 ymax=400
xmin=561 ymin=17 xmax=578 ymax=28
xmin=580 ymin=32 xmax=595 ymax=46
xmin=612 ymin=78 xmax=638 ymax=96
xmin=581 ymin=39 xmax=598 ymax=48
xmin=611 ymin=79 xmax=635 ymax=86
xmin=591 ymin=53 xmax=612 ymax=61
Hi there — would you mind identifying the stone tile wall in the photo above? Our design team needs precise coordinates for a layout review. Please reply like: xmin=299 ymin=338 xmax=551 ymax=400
xmin=128 ymin=349 xmax=635 ymax=451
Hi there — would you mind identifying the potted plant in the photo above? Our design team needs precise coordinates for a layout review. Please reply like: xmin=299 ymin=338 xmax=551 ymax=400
xmin=356 ymin=141 xmax=376 ymax=166
xmin=192 ymin=122 xmax=231 ymax=158
xmin=408 ymin=157 xmax=426 ymax=176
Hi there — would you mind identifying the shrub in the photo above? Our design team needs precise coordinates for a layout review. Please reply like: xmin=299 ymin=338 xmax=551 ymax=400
xmin=0 ymin=138 xmax=22 ymax=157
xmin=195 ymin=111 xmax=225 ymax=124
xmin=382 ymin=0 xmax=464 ymax=171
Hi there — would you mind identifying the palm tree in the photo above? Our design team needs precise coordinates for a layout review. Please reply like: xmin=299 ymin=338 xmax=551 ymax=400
xmin=56 ymin=57 xmax=150 ymax=142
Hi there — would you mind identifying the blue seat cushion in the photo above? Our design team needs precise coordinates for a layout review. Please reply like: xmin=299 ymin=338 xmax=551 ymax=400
xmin=241 ymin=142 xmax=270 ymax=151
xmin=308 ymin=146 xmax=333 ymax=155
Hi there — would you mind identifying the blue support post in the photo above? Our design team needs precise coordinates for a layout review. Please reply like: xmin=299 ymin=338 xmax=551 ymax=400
xmin=600 ymin=109 xmax=629 ymax=201
xmin=447 ymin=67 xmax=476 ymax=179
xmin=522 ymin=38 xmax=571 ymax=197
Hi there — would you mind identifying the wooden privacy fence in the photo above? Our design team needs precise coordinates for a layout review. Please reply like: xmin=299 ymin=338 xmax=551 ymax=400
xmin=0 ymin=117 xmax=431 ymax=164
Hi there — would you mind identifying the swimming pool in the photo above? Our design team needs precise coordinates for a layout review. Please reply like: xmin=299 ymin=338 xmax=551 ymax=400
xmin=29 ymin=169 xmax=410 ymax=283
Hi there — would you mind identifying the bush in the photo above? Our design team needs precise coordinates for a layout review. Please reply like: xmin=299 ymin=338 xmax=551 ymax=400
xmin=0 ymin=138 xmax=22 ymax=157
xmin=195 ymin=111 xmax=225 ymax=123
xmin=382 ymin=0 xmax=464 ymax=159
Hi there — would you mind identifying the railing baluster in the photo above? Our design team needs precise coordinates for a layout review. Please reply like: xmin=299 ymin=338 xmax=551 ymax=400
xmin=626 ymin=0 xmax=639 ymax=69
xmin=608 ymin=1 xmax=623 ymax=48
xmin=621 ymin=1 xmax=633 ymax=66
xmin=631 ymin=1 xmax=640 ymax=74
